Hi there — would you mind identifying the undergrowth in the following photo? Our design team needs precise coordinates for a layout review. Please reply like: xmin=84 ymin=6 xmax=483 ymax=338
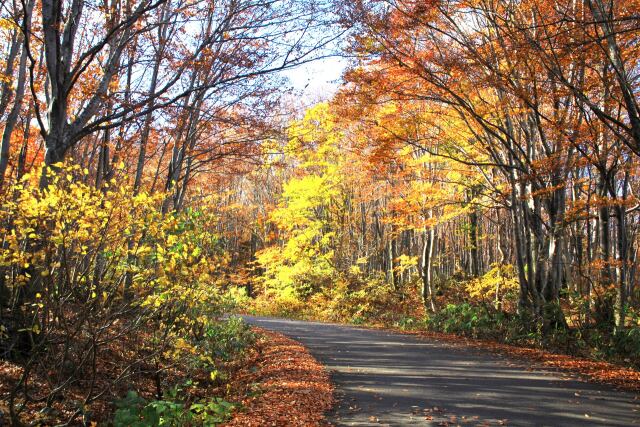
xmin=112 ymin=316 xmax=255 ymax=426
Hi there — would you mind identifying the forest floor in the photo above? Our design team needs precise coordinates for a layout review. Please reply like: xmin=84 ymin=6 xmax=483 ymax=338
xmin=224 ymin=328 xmax=333 ymax=426
xmin=244 ymin=316 xmax=640 ymax=426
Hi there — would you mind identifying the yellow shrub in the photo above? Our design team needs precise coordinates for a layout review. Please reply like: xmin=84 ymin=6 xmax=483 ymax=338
xmin=0 ymin=163 xmax=226 ymax=399
xmin=465 ymin=264 xmax=519 ymax=307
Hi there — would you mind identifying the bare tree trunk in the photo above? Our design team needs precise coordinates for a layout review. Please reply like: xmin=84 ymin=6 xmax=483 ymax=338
xmin=587 ymin=0 xmax=640 ymax=155
xmin=468 ymin=188 xmax=481 ymax=278
xmin=0 ymin=36 xmax=29 ymax=185
xmin=0 ymin=0 xmax=34 ymax=186
xmin=421 ymin=215 xmax=437 ymax=313
xmin=388 ymin=237 xmax=399 ymax=291
xmin=0 ymin=30 xmax=20 ymax=119
xmin=613 ymin=171 xmax=630 ymax=330
xmin=133 ymin=3 xmax=170 ymax=193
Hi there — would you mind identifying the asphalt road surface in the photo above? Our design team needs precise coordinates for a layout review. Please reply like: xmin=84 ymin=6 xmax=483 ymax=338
xmin=244 ymin=316 xmax=640 ymax=426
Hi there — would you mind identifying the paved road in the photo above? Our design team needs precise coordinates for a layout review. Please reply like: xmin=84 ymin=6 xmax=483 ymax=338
xmin=244 ymin=316 xmax=640 ymax=426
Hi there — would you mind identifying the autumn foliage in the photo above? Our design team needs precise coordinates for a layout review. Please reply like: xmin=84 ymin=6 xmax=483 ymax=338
xmin=3 ymin=0 xmax=640 ymax=423
xmin=240 ymin=0 xmax=640 ymax=372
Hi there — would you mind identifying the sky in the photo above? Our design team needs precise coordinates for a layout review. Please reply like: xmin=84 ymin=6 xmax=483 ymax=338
xmin=283 ymin=56 xmax=349 ymax=102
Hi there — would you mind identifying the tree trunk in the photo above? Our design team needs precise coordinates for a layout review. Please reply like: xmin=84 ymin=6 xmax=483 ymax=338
xmin=421 ymin=221 xmax=437 ymax=313
xmin=612 ymin=171 xmax=630 ymax=330
xmin=0 ymin=0 xmax=33 ymax=186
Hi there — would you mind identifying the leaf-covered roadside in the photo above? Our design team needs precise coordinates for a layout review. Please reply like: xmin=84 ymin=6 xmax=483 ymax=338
xmin=223 ymin=328 xmax=334 ymax=427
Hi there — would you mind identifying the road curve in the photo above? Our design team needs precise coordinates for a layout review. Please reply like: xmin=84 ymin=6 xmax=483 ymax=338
xmin=243 ymin=316 xmax=640 ymax=426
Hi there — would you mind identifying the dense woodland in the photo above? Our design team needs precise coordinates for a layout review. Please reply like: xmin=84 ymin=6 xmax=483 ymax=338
xmin=245 ymin=0 xmax=640 ymax=356
xmin=1 ymin=0 xmax=640 ymax=424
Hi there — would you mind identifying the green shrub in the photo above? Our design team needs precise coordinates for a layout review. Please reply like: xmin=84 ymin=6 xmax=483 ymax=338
xmin=394 ymin=316 xmax=424 ymax=330
xmin=611 ymin=310 xmax=640 ymax=366
xmin=179 ymin=316 xmax=256 ymax=376
xmin=222 ymin=287 xmax=252 ymax=311
xmin=202 ymin=316 xmax=256 ymax=362
xmin=424 ymin=303 xmax=542 ymax=344
xmin=426 ymin=303 xmax=495 ymax=337
xmin=113 ymin=388 xmax=234 ymax=427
